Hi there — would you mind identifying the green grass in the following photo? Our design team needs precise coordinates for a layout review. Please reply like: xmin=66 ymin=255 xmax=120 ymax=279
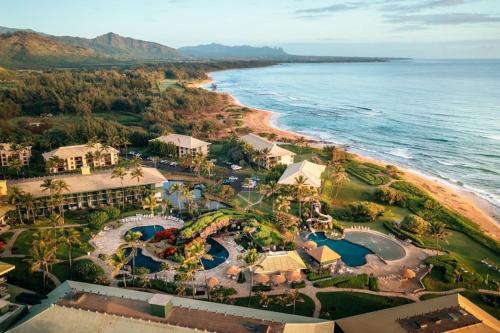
xmin=94 ymin=111 xmax=144 ymax=127
xmin=234 ymin=293 xmax=315 ymax=317
xmin=1 ymin=257 xmax=54 ymax=294
xmin=12 ymin=227 xmax=94 ymax=260
xmin=51 ymin=261 xmax=72 ymax=282
xmin=317 ymin=291 xmax=413 ymax=320
xmin=0 ymin=231 xmax=14 ymax=243
xmin=419 ymin=292 xmax=500 ymax=320
xmin=158 ymin=79 xmax=181 ymax=92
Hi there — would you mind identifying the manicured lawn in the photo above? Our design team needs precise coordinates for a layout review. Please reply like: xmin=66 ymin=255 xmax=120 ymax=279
xmin=317 ymin=291 xmax=413 ymax=320
xmin=51 ymin=261 xmax=72 ymax=282
xmin=12 ymin=227 xmax=94 ymax=260
xmin=420 ymin=292 xmax=500 ymax=320
xmin=1 ymin=257 xmax=54 ymax=294
xmin=234 ymin=293 xmax=315 ymax=317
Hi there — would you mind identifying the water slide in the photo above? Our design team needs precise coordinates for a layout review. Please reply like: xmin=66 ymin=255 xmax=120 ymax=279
xmin=306 ymin=202 xmax=333 ymax=225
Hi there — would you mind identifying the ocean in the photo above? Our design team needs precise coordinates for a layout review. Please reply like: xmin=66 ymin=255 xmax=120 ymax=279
xmin=208 ymin=60 xmax=500 ymax=213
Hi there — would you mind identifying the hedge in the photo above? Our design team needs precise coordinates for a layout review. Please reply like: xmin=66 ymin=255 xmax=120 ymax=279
xmin=291 ymin=280 xmax=306 ymax=289
xmin=383 ymin=220 xmax=425 ymax=247
xmin=307 ymin=271 xmax=331 ymax=281
xmin=252 ymin=285 xmax=272 ymax=292
xmin=345 ymin=161 xmax=391 ymax=186
xmin=314 ymin=274 xmax=369 ymax=289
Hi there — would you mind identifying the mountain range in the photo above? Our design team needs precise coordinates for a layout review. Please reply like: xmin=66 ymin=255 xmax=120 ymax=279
xmin=0 ymin=26 xmax=391 ymax=68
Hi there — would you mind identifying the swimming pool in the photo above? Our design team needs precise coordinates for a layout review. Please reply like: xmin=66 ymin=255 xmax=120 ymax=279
xmin=163 ymin=181 xmax=226 ymax=210
xmin=202 ymin=238 xmax=230 ymax=270
xmin=128 ymin=225 xmax=165 ymax=241
xmin=308 ymin=231 xmax=405 ymax=267
xmin=124 ymin=237 xmax=229 ymax=273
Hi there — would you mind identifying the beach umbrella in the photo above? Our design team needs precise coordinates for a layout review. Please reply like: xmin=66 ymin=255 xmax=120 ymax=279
xmin=271 ymin=274 xmax=286 ymax=285
xmin=303 ymin=240 xmax=317 ymax=250
xmin=403 ymin=268 xmax=416 ymax=279
xmin=254 ymin=273 xmax=270 ymax=284
xmin=285 ymin=270 xmax=301 ymax=282
xmin=206 ymin=276 xmax=219 ymax=288
xmin=226 ymin=265 xmax=241 ymax=276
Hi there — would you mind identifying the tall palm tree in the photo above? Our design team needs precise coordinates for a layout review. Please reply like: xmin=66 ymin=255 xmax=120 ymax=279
xmin=125 ymin=230 xmax=143 ymax=283
xmin=52 ymin=179 xmax=70 ymax=220
xmin=262 ymin=181 xmax=280 ymax=212
xmin=428 ymin=221 xmax=448 ymax=255
xmin=185 ymin=239 xmax=213 ymax=297
xmin=333 ymin=165 xmax=350 ymax=199
xmin=168 ymin=183 xmax=185 ymax=211
xmin=253 ymin=148 xmax=269 ymax=170
xmin=111 ymin=165 xmax=128 ymax=207
xmin=9 ymin=158 xmax=23 ymax=175
xmin=21 ymin=193 xmax=36 ymax=224
xmin=40 ymin=178 xmax=55 ymax=214
xmin=287 ymin=288 xmax=304 ymax=315
xmin=192 ymin=153 xmax=206 ymax=177
xmin=47 ymin=213 xmax=63 ymax=253
xmin=59 ymin=228 xmax=81 ymax=270
xmin=47 ymin=156 xmax=62 ymax=174
xmin=275 ymin=195 xmax=291 ymax=213
xmin=202 ymin=160 xmax=215 ymax=180
xmin=294 ymin=176 xmax=309 ymax=220
xmin=181 ymin=186 xmax=195 ymax=215
xmin=108 ymin=249 xmax=130 ymax=287
xmin=142 ymin=193 xmax=159 ymax=216
xmin=295 ymin=137 xmax=308 ymax=155
xmin=243 ymin=249 xmax=262 ymax=306
xmin=30 ymin=232 xmax=56 ymax=291
xmin=7 ymin=186 xmax=25 ymax=224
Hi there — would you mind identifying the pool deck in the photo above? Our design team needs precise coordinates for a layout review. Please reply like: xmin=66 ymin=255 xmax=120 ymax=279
xmin=91 ymin=215 xmax=184 ymax=256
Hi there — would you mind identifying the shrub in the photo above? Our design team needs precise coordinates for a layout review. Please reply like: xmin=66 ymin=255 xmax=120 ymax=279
xmin=368 ymin=277 xmax=378 ymax=291
xmin=291 ymin=280 xmax=306 ymax=289
xmin=425 ymin=255 xmax=482 ymax=288
xmin=344 ymin=161 xmax=391 ymax=186
xmin=237 ymin=271 xmax=246 ymax=284
xmin=401 ymin=214 xmax=429 ymax=235
xmin=252 ymin=285 xmax=272 ymax=292
xmin=88 ymin=211 xmax=109 ymax=230
xmin=383 ymin=221 xmax=425 ymax=246
xmin=346 ymin=201 xmax=385 ymax=222
xmin=73 ymin=260 xmax=105 ymax=283
xmin=375 ymin=187 xmax=407 ymax=206
xmin=307 ymin=271 xmax=331 ymax=281
xmin=105 ymin=207 xmax=121 ymax=220
xmin=154 ymin=228 xmax=178 ymax=242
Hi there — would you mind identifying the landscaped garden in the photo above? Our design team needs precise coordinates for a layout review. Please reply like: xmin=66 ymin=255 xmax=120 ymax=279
xmin=234 ymin=292 xmax=315 ymax=317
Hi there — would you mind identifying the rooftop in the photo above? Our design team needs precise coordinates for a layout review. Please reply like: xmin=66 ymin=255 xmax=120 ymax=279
xmin=8 ymin=281 xmax=332 ymax=333
xmin=0 ymin=203 xmax=15 ymax=217
xmin=8 ymin=167 xmax=166 ymax=198
xmin=277 ymin=160 xmax=326 ymax=188
xmin=0 ymin=143 xmax=31 ymax=153
xmin=254 ymin=251 xmax=307 ymax=274
xmin=307 ymin=246 xmax=341 ymax=264
xmin=334 ymin=293 xmax=500 ymax=333
xmin=150 ymin=134 xmax=210 ymax=149
xmin=42 ymin=143 xmax=118 ymax=160
xmin=240 ymin=134 xmax=295 ymax=157
xmin=0 ymin=261 xmax=15 ymax=276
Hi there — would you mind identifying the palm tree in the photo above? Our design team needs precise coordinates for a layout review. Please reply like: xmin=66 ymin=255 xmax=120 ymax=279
xmin=58 ymin=228 xmax=81 ymax=270
xmin=9 ymin=158 xmax=23 ymax=175
xmin=29 ymin=232 xmax=56 ymax=291
xmin=108 ymin=249 xmax=130 ymax=287
xmin=243 ymin=249 xmax=262 ymax=305
xmin=192 ymin=153 xmax=206 ymax=177
xmin=294 ymin=176 xmax=309 ymax=220
xmin=333 ymin=165 xmax=350 ymax=199
xmin=7 ymin=186 xmax=25 ymax=224
xmin=52 ymin=179 xmax=70 ymax=220
xmin=185 ymin=239 xmax=213 ymax=297
xmin=125 ymin=230 xmax=143 ymax=283
xmin=243 ymin=178 xmax=253 ymax=204
xmin=22 ymin=193 xmax=36 ymax=224
xmin=428 ymin=221 xmax=448 ymax=255
xmin=40 ymin=179 xmax=55 ymax=214
xmin=142 ymin=193 xmax=159 ymax=216
xmin=168 ymin=183 xmax=185 ymax=211
xmin=47 ymin=213 xmax=63 ymax=253
xmin=287 ymin=288 xmax=304 ymax=314
xmin=275 ymin=195 xmax=291 ymax=213
xmin=47 ymin=156 xmax=62 ymax=174
xmin=262 ymin=181 xmax=280 ymax=212
xmin=295 ymin=137 xmax=308 ymax=155
xmin=202 ymin=160 xmax=215 ymax=180
xmin=111 ymin=165 xmax=128 ymax=207
xmin=253 ymin=148 xmax=269 ymax=170
xmin=181 ymin=186 xmax=195 ymax=215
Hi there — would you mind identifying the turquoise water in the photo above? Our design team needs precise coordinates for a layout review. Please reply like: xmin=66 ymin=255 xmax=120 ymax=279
xmin=129 ymin=225 xmax=164 ymax=241
xmin=344 ymin=232 xmax=405 ymax=261
xmin=210 ymin=60 xmax=500 ymax=215
xmin=124 ymin=248 xmax=162 ymax=272
xmin=163 ymin=181 xmax=226 ymax=210
xmin=308 ymin=232 xmax=371 ymax=267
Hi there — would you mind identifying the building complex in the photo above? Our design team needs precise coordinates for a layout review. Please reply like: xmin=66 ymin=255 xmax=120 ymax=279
xmin=240 ymin=133 xmax=295 ymax=169
xmin=42 ymin=144 xmax=119 ymax=173
xmin=150 ymin=134 xmax=210 ymax=157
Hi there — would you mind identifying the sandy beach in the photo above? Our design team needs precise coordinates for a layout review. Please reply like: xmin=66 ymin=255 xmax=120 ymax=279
xmin=196 ymin=76 xmax=500 ymax=240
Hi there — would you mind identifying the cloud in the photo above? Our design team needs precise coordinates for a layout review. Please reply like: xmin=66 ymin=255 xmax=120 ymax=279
xmin=381 ymin=0 xmax=474 ymax=13
xmin=295 ymin=3 xmax=361 ymax=14
xmin=385 ymin=12 xmax=500 ymax=25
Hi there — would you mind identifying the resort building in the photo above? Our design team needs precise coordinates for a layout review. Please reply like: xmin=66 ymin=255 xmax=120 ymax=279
xmin=307 ymin=246 xmax=341 ymax=268
xmin=334 ymin=293 xmax=500 ymax=333
xmin=7 ymin=167 xmax=166 ymax=215
xmin=0 ymin=203 xmax=14 ymax=226
xmin=0 ymin=262 xmax=25 ymax=331
xmin=150 ymin=134 xmax=210 ymax=157
xmin=0 ymin=144 xmax=31 ymax=167
xmin=7 ymin=280 xmax=334 ymax=333
xmin=240 ymin=133 xmax=295 ymax=169
xmin=42 ymin=144 xmax=119 ymax=173
xmin=278 ymin=160 xmax=326 ymax=188
xmin=253 ymin=251 xmax=307 ymax=275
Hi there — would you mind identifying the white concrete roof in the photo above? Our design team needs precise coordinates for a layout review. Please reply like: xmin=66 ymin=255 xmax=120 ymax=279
xmin=150 ymin=134 xmax=210 ymax=149
xmin=42 ymin=143 xmax=118 ymax=160
xmin=240 ymin=133 xmax=295 ymax=157
xmin=278 ymin=160 xmax=326 ymax=188
xmin=8 ymin=167 xmax=166 ymax=198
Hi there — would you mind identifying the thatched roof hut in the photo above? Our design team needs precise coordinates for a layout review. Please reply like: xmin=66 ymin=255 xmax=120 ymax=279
xmin=226 ymin=265 xmax=241 ymax=276
xmin=271 ymin=274 xmax=286 ymax=285
xmin=303 ymin=240 xmax=317 ymax=250
xmin=206 ymin=276 xmax=219 ymax=288
xmin=254 ymin=273 xmax=270 ymax=284
xmin=285 ymin=270 xmax=301 ymax=282
xmin=403 ymin=268 xmax=416 ymax=279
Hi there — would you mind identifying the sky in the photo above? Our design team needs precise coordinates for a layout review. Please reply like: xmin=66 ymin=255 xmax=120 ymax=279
xmin=2 ymin=0 xmax=500 ymax=58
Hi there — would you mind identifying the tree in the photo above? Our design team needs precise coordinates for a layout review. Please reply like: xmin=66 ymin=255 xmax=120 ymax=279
xmin=7 ymin=186 xmax=25 ymax=224
xmin=294 ymin=176 xmax=309 ymax=220
xmin=46 ymin=213 xmax=63 ymax=253
xmin=287 ymin=288 xmax=304 ymax=314
xmin=111 ymin=165 xmax=128 ymax=207
xmin=125 ymin=230 xmax=143 ymax=283
xmin=29 ymin=231 xmax=56 ymax=291
xmin=252 ymin=148 xmax=270 ymax=170
xmin=295 ymin=137 xmax=308 ymax=155
xmin=22 ymin=192 xmax=36 ymax=224
xmin=401 ymin=214 xmax=429 ymax=235
xmin=332 ymin=165 xmax=350 ymax=199
xmin=275 ymin=195 xmax=291 ymax=213
xmin=52 ymin=179 xmax=70 ymax=221
xmin=428 ymin=221 xmax=448 ymax=255
xmin=59 ymin=228 xmax=81 ymax=270
xmin=40 ymin=178 xmax=55 ymax=213
xmin=184 ymin=239 xmax=213 ymax=297
xmin=202 ymin=159 xmax=215 ymax=180
xmin=243 ymin=178 xmax=253 ymax=204
xmin=142 ymin=193 xmax=159 ymax=216
xmin=243 ymin=249 xmax=262 ymax=305
xmin=168 ymin=183 xmax=186 ymax=211
xmin=108 ymin=249 xmax=130 ymax=288
xmin=262 ymin=181 xmax=280 ymax=212
xmin=9 ymin=157 xmax=22 ymax=175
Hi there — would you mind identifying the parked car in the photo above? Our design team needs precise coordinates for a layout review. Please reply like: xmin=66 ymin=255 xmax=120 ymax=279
xmin=251 ymin=175 xmax=260 ymax=182
xmin=228 ymin=176 xmax=238 ymax=181
xmin=231 ymin=164 xmax=242 ymax=170
xmin=242 ymin=180 xmax=257 ymax=189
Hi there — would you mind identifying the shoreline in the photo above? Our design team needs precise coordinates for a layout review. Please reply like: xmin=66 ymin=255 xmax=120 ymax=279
xmin=195 ymin=74 xmax=500 ymax=240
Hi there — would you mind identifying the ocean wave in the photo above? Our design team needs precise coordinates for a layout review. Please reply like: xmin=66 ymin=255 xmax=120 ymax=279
xmin=484 ymin=134 xmax=500 ymax=141
xmin=435 ymin=159 xmax=458 ymax=166
xmin=388 ymin=147 xmax=413 ymax=159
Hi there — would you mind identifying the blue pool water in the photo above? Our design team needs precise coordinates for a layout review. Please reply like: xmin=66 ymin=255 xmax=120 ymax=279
xmin=308 ymin=232 xmax=371 ymax=267
xmin=124 ymin=248 xmax=162 ymax=273
xmin=124 ymin=238 xmax=229 ymax=273
xmin=202 ymin=238 xmax=230 ymax=270
xmin=163 ymin=181 xmax=226 ymax=210
xmin=129 ymin=225 xmax=165 ymax=241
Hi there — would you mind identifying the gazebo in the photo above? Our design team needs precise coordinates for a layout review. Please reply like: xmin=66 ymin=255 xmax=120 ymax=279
xmin=307 ymin=246 xmax=341 ymax=268
xmin=253 ymin=251 xmax=307 ymax=275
